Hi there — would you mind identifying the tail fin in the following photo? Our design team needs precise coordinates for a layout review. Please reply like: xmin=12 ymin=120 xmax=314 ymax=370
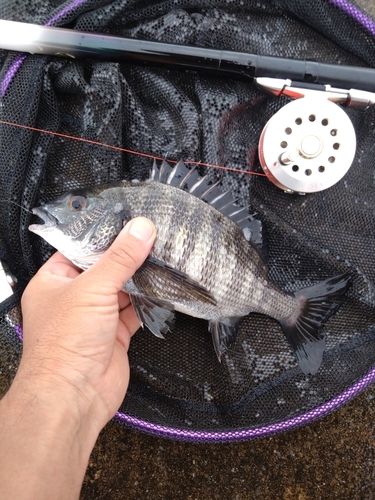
xmin=280 ymin=273 xmax=352 ymax=375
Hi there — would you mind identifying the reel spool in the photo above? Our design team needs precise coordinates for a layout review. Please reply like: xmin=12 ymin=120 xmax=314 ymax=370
xmin=258 ymin=98 xmax=356 ymax=194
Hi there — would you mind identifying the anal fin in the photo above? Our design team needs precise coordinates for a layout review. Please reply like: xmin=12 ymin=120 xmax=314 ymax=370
xmin=208 ymin=318 xmax=241 ymax=361
xmin=130 ymin=294 xmax=175 ymax=339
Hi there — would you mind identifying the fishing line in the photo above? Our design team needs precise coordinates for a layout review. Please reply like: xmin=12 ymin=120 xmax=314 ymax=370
xmin=0 ymin=200 xmax=33 ymax=214
xmin=0 ymin=119 xmax=267 ymax=178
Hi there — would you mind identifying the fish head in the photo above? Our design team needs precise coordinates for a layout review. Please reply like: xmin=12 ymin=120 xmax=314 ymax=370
xmin=29 ymin=187 xmax=127 ymax=269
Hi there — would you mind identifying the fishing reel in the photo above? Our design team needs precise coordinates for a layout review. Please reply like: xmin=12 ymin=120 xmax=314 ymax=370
xmin=256 ymin=77 xmax=375 ymax=194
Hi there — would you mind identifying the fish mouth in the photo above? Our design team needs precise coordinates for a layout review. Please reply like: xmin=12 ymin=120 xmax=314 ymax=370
xmin=29 ymin=207 xmax=58 ymax=230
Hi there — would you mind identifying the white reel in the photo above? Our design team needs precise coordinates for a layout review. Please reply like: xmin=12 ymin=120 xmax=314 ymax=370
xmin=253 ymin=77 xmax=375 ymax=194
xmin=258 ymin=98 xmax=356 ymax=194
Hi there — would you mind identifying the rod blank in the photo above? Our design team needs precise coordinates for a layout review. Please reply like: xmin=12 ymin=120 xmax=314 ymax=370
xmin=0 ymin=19 xmax=375 ymax=92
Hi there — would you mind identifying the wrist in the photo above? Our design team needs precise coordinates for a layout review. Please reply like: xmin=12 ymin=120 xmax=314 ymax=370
xmin=11 ymin=361 xmax=105 ymax=442
xmin=0 ymin=372 xmax=101 ymax=499
xmin=15 ymin=350 xmax=112 ymax=428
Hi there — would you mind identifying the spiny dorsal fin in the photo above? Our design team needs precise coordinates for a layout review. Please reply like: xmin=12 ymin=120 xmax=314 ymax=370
xmin=150 ymin=160 xmax=264 ymax=250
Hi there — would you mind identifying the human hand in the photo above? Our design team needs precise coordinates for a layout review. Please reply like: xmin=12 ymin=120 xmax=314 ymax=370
xmin=18 ymin=216 xmax=156 ymax=431
xmin=0 ymin=217 xmax=156 ymax=498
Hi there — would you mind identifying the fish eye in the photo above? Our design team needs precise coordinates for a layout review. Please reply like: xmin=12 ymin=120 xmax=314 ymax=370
xmin=68 ymin=195 xmax=87 ymax=211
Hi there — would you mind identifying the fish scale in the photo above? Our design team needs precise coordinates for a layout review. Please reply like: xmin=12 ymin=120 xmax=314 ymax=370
xmin=29 ymin=161 xmax=352 ymax=375
xmin=134 ymin=183 xmax=244 ymax=307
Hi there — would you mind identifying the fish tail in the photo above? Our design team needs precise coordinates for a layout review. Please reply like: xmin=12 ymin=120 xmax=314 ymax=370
xmin=280 ymin=273 xmax=352 ymax=375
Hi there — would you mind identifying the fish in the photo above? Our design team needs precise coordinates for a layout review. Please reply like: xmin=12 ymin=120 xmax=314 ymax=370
xmin=29 ymin=160 xmax=351 ymax=375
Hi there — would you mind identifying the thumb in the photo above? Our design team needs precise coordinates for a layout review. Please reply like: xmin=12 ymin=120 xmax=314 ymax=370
xmin=82 ymin=217 xmax=156 ymax=293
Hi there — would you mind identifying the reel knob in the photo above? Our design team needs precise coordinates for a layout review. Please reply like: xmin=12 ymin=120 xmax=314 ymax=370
xmin=258 ymin=98 xmax=356 ymax=194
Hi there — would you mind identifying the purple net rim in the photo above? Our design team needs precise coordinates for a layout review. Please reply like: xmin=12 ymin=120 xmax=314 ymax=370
xmin=14 ymin=323 xmax=375 ymax=442
xmin=112 ymin=0 xmax=375 ymax=441
xmin=6 ymin=0 xmax=375 ymax=441
xmin=328 ymin=0 xmax=375 ymax=33
xmin=2 ymin=0 xmax=375 ymax=96
xmin=1 ymin=0 xmax=87 ymax=96
xmin=115 ymin=364 xmax=375 ymax=442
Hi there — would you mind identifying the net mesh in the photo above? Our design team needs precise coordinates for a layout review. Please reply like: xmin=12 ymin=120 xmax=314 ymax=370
xmin=1 ymin=0 xmax=375 ymax=442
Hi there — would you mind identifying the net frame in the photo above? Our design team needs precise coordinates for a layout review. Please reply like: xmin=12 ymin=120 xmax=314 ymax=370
xmin=0 ymin=0 xmax=375 ymax=443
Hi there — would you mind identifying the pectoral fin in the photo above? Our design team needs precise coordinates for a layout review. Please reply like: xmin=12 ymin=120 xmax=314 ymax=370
xmin=130 ymin=294 xmax=175 ymax=339
xmin=133 ymin=257 xmax=217 ymax=305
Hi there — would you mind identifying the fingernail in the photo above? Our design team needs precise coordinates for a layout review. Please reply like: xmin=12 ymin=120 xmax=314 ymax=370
xmin=124 ymin=217 xmax=155 ymax=243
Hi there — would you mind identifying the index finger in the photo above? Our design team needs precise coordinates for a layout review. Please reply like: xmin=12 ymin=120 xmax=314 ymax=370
xmin=37 ymin=251 xmax=82 ymax=280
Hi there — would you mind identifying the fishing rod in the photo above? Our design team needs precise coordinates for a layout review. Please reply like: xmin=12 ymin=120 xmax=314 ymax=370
xmin=0 ymin=19 xmax=374 ymax=92
xmin=1 ymin=19 xmax=375 ymax=194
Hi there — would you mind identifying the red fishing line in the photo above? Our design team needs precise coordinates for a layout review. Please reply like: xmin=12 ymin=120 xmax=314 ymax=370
xmin=0 ymin=119 xmax=266 ymax=177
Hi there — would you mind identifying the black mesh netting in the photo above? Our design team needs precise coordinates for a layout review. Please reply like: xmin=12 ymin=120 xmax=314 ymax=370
xmin=1 ymin=0 xmax=375 ymax=442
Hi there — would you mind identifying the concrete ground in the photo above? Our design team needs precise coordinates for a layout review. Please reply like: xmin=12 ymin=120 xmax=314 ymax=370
xmin=80 ymin=388 xmax=375 ymax=499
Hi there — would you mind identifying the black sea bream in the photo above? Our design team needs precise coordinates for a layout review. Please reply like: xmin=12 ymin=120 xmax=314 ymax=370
xmin=29 ymin=160 xmax=351 ymax=374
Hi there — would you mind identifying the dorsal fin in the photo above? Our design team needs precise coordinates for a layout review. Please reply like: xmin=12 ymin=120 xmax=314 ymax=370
xmin=149 ymin=160 xmax=264 ymax=251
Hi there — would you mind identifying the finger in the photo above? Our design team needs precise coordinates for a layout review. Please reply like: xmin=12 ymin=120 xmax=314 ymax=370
xmin=82 ymin=217 xmax=156 ymax=294
xmin=33 ymin=251 xmax=82 ymax=280
xmin=118 ymin=290 xmax=131 ymax=311
xmin=118 ymin=303 xmax=142 ymax=336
